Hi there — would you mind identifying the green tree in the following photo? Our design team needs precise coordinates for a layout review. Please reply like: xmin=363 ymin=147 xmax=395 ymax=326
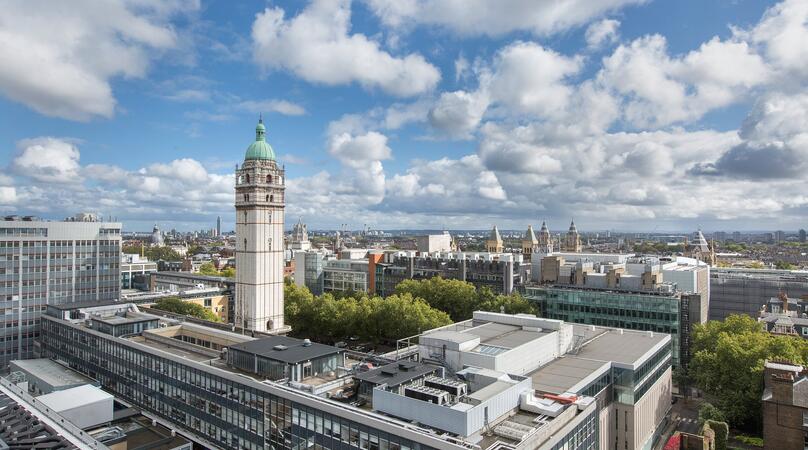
xmin=153 ymin=297 xmax=220 ymax=322
xmin=775 ymin=260 xmax=795 ymax=270
xmin=698 ymin=402 xmax=726 ymax=426
xmin=395 ymin=277 xmax=478 ymax=321
xmin=199 ymin=262 xmax=219 ymax=276
xmin=122 ymin=245 xmax=182 ymax=262
xmin=689 ymin=315 xmax=808 ymax=431
xmin=476 ymin=288 xmax=537 ymax=315
xmin=220 ymin=267 xmax=235 ymax=278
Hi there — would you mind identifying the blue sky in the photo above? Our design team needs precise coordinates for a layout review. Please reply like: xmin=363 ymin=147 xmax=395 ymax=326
xmin=1 ymin=0 xmax=806 ymax=232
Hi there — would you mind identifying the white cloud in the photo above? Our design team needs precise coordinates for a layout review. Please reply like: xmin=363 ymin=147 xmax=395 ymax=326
xmin=364 ymin=0 xmax=646 ymax=37
xmin=12 ymin=137 xmax=82 ymax=183
xmin=0 ymin=0 xmax=192 ymax=121
xmin=746 ymin=0 xmax=808 ymax=80
xmin=428 ymin=90 xmax=489 ymax=139
xmin=486 ymin=42 xmax=582 ymax=119
xmin=252 ymin=0 xmax=440 ymax=97
xmin=598 ymin=34 xmax=769 ymax=127
xmin=0 ymin=187 xmax=16 ymax=206
xmin=585 ymin=19 xmax=620 ymax=49
xmin=238 ymin=99 xmax=306 ymax=116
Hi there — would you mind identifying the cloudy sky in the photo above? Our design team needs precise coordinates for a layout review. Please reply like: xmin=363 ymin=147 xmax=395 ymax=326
xmin=1 ymin=0 xmax=807 ymax=232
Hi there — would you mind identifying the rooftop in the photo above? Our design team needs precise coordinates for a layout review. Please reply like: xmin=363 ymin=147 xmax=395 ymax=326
xmin=9 ymin=359 xmax=94 ymax=389
xmin=227 ymin=335 xmax=342 ymax=364
xmin=355 ymin=361 xmax=441 ymax=388
xmin=529 ymin=356 xmax=610 ymax=395
xmin=572 ymin=328 xmax=670 ymax=367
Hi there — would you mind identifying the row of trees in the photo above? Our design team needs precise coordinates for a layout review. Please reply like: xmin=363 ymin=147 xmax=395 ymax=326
xmin=122 ymin=245 xmax=183 ymax=261
xmin=285 ymin=282 xmax=452 ymax=344
xmin=284 ymin=276 xmax=537 ymax=344
xmin=153 ymin=297 xmax=221 ymax=322
xmin=394 ymin=277 xmax=536 ymax=321
xmin=688 ymin=315 xmax=808 ymax=431
xmin=199 ymin=262 xmax=235 ymax=278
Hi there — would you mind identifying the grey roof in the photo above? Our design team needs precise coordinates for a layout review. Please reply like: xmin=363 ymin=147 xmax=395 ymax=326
xmin=489 ymin=225 xmax=502 ymax=242
xmin=573 ymin=329 xmax=669 ymax=366
xmin=227 ymin=336 xmax=342 ymax=364
xmin=10 ymin=359 xmax=94 ymax=388
xmin=91 ymin=311 xmax=157 ymax=325
xmin=48 ymin=299 xmax=124 ymax=311
xmin=524 ymin=225 xmax=538 ymax=243
xmin=355 ymin=361 xmax=441 ymax=388
xmin=529 ymin=357 xmax=609 ymax=395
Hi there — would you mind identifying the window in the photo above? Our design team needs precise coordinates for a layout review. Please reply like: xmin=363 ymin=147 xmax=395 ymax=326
xmin=204 ymin=298 xmax=212 ymax=307
xmin=243 ymin=194 xmax=249 ymax=202
xmin=270 ymin=195 xmax=274 ymax=203
xmin=266 ymin=175 xmax=272 ymax=183
xmin=245 ymin=174 xmax=250 ymax=183
xmin=243 ymin=239 xmax=247 ymax=250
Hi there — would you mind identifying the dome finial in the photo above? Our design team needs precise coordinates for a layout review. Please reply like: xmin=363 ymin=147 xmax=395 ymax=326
xmin=259 ymin=113 xmax=263 ymax=124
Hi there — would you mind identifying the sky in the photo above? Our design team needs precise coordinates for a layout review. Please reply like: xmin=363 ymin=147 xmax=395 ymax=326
xmin=1 ymin=0 xmax=807 ymax=233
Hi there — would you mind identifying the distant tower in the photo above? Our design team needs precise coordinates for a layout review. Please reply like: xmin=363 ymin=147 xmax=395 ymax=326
xmin=235 ymin=117 xmax=286 ymax=333
xmin=564 ymin=220 xmax=581 ymax=252
xmin=688 ymin=229 xmax=715 ymax=266
xmin=537 ymin=221 xmax=553 ymax=254
xmin=522 ymin=225 xmax=538 ymax=261
xmin=486 ymin=225 xmax=503 ymax=253
xmin=216 ymin=216 xmax=222 ymax=237
xmin=289 ymin=217 xmax=311 ymax=251
xmin=151 ymin=224 xmax=164 ymax=246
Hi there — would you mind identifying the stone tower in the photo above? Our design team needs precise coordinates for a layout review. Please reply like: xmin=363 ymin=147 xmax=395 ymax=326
xmin=522 ymin=225 xmax=538 ymax=261
xmin=235 ymin=117 xmax=286 ymax=333
xmin=564 ymin=219 xmax=582 ymax=252
xmin=486 ymin=225 xmax=503 ymax=253
xmin=537 ymin=221 xmax=553 ymax=254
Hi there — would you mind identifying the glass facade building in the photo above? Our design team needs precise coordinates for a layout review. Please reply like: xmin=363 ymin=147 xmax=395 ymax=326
xmin=0 ymin=219 xmax=120 ymax=367
xmin=525 ymin=286 xmax=683 ymax=367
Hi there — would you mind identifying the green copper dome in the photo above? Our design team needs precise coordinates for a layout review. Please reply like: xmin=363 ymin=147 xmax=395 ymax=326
xmin=245 ymin=117 xmax=275 ymax=161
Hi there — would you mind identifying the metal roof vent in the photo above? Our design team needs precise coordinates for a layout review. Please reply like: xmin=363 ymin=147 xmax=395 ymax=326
xmin=302 ymin=339 xmax=312 ymax=347
xmin=273 ymin=345 xmax=288 ymax=351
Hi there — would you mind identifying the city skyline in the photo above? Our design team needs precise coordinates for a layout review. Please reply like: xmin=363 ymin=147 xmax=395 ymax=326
xmin=2 ymin=0 xmax=808 ymax=231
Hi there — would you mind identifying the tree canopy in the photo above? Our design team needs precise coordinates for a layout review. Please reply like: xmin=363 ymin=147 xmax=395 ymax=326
xmin=199 ymin=262 xmax=235 ymax=278
xmin=284 ymin=282 xmax=452 ymax=344
xmin=394 ymin=277 xmax=536 ymax=321
xmin=122 ymin=245 xmax=182 ymax=261
xmin=689 ymin=315 xmax=808 ymax=431
xmin=153 ymin=297 xmax=220 ymax=322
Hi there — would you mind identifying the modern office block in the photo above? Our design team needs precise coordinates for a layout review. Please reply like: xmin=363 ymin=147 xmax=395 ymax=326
xmin=39 ymin=304 xmax=671 ymax=450
xmin=710 ymin=268 xmax=808 ymax=320
xmin=0 ymin=214 xmax=121 ymax=367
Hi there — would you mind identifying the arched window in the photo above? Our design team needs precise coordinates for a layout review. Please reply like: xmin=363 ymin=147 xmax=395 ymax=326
xmin=270 ymin=195 xmax=274 ymax=203
xmin=243 ymin=194 xmax=249 ymax=202
xmin=266 ymin=319 xmax=273 ymax=330
xmin=246 ymin=174 xmax=250 ymax=183
xmin=266 ymin=174 xmax=272 ymax=184
xmin=237 ymin=175 xmax=243 ymax=184
xmin=265 ymin=195 xmax=269 ymax=202
xmin=243 ymin=239 xmax=247 ymax=250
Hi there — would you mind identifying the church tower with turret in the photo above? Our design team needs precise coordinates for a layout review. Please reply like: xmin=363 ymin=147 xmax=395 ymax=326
xmin=235 ymin=117 xmax=287 ymax=333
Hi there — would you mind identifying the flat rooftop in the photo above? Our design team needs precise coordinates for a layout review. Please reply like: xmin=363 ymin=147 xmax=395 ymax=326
xmin=573 ymin=329 xmax=669 ymax=366
xmin=127 ymin=335 xmax=215 ymax=362
xmin=10 ymin=359 xmax=94 ymax=388
xmin=48 ymin=299 xmax=123 ymax=311
xmin=228 ymin=335 xmax=342 ymax=364
xmin=355 ymin=361 xmax=440 ymax=388
xmin=91 ymin=311 xmax=157 ymax=325
xmin=530 ymin=356 xmax=609 ymax=395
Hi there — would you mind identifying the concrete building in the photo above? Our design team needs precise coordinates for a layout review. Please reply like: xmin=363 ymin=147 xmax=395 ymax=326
xmin=415 ymin=232 xmax=453 ymax=253
xmin=120 ymin=253 xmax=157 ymax=290
xmin=235 ymin=117 xmax=287 ymax=333
xmin=762 ymin=361 xmax=808 ymax=450
xmin=39 ymin=304 xmax=672 ymax=450
xmin=0 ymin=214 xmax=121 ymax=367
xmin=124 ymin=286 xmax=231 ymax=322
xmin=710 ymin=268 xmax=808 ymax=321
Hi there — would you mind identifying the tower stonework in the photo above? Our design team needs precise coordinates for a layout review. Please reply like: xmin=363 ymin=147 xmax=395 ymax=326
xmin=235 ymin=118 xmax=287 ymax=333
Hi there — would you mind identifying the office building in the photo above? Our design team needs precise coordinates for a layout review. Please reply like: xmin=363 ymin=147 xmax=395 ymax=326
xmin=294 ymin=250 xmax=524 ymax=296
xmin=235 ymin=117 xmax=287 ymax=333
xmin=800 ymin=229 xmax=807 ymax=243
xmin=0 ymin=214 xmax=121 ymax=367
xmin=525 ymin=253 xmax=709 ymax=368
xmin=216 ymin=215 xmax=222 ymax=237
xmin=120 ymin=253 xmax=158 ymax=290
xmin=761 ymin=361 xmax=808 ymax=450
xmin=39 ymin=303 xmax=672 ymax=450
xmin=710 ymin=268 xmax=808 ymax=320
